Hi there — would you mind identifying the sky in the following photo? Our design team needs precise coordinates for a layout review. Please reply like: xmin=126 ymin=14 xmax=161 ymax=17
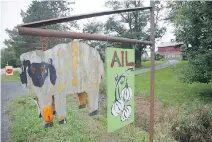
xmin=0 ymin=0 xmax=175 ymax=50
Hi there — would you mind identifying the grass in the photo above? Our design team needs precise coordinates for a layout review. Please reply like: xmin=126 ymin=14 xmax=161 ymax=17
xmin=1 ymin=71 xmax=20 ymax=82
xmin=8 ymin=93 xmax=148 ymax=142
xmin=135 ymin=61 xmax=212 ymax=107
xmin=135 ymin=60 xmax=167 ymax=70
xmin=7 ymin=60 xmax=212 ymax=141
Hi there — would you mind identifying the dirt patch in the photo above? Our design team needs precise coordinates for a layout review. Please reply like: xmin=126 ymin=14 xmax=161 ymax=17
xmin=98 ymin=93 xmax=183 ymax=140
xmin=135 ymin=95 xmax=164 ymax=131
xmin=135 ymin=95 xmax=184 ymax=134
xmin=98 ymin=94 xmax=181 ymax=131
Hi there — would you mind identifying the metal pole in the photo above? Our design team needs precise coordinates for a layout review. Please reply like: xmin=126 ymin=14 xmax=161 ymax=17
xmin=18 ymin=7 xmax=152 ymax=28
xmin=18 ymin=27 xmax=153 ymax=45
xmin=149 ymin=1 xmax=155 ymax=142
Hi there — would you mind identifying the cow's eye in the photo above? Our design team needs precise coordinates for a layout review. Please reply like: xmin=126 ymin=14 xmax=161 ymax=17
xmin=40 ymin=66 xmax=45 ymax=72
xmin=31 ymin=68 xmax=36 ymax=73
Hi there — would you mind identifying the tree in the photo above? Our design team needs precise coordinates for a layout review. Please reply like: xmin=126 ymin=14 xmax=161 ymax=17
xmin=4 ymin=1 xmax=78 ymax=62
xmin=1 ymin=47 xmax=21 ymax=68
xmin=82 ymin=19 xmax=107 ymax=62
xmin=104 ymin=0 xmax=166 ymax=67
xmin=168 ymin=1 xmax=212 ymax=83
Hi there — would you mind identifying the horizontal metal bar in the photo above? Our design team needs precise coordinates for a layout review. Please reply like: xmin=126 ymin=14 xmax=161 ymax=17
xmin=18 ymin=27 xmax=153 ymax=45
xmin=18 ymin=7 xmax=152 ymax=28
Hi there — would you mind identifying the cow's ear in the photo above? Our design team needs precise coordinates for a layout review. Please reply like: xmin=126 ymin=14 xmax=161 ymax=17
xmin=23 ymin=60 xmax=31 ymax=67
xmin=20 ymin=66 xmax=28 ymax=87
xmin=48 ymin=59 xmax=57 ymax=85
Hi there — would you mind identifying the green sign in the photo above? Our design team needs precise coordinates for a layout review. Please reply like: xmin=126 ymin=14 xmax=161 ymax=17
xmin=106 ymin=47 xmax=135 ymax=133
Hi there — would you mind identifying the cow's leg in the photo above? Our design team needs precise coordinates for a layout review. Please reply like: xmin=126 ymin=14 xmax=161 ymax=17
xmin=38 ymin=92 xmax=54 ymax=128
xmin=52 ymin=95 xmax=56 ymax=115
xmin=54 ymin=93 xmax=67 ymax=125
xmin=34 ymin=95 xmax=55 ymax=118
xmin=33 ymin=96 xmax=42 ymax=118
xmin=87 ymin=90 xmax=99 ymax=116
xmin=77 ymin=91 xmax=87 ymax=109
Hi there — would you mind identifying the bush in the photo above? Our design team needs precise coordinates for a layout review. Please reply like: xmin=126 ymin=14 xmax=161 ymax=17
xmin=155 ymin=53 xmax=164 ymax=61
xmin=171 ymin=102 xmax=212 ymax=142
xmin=182 ymin=51 xmax=212 ymax=84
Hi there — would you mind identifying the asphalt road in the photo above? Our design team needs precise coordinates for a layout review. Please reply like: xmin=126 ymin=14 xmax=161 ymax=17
xmin=135 ymin=60 xmax=179 ymax=75
xmin=1 ymin=81 xmax=27 ymax=142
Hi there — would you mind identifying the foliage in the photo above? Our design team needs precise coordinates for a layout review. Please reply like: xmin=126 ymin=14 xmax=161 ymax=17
xmin=180 ymin=51 xmax=212 ymax=83
xmin=78 ymin=0 xmax=165 ymax=67
xmin=171 ymin=102 xmax=212 ymax=142
xmin=167 ymin=1 xmax=212 ymax=83
xmin=82 ymin=20 xmax=107 ymax=62
xmin=3 ymin=1 xmax=77 ymax=63
xmin=103 ymin=1 xmax=166 ymax=67
xmin=154 ymin=53 xmax=164 ymax=61
xmin=1 ymin=48 xmax=21 ymax=68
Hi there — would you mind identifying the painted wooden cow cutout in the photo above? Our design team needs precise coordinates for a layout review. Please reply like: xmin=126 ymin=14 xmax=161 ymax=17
xmin=20 ymin=40 xmax=104 ymax=128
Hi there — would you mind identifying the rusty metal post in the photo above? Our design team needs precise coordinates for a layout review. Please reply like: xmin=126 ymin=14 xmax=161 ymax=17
xmin=18 ymin=7 xmax=152 ymax=28
xmin=18 ymin=27 xmax=153 ymax=45
xmin=149 ymin=1 xmax=155 ymax=142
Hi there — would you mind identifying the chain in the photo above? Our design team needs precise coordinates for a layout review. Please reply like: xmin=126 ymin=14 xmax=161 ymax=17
xmin=40 ymin=26 xmax=48 ymax=51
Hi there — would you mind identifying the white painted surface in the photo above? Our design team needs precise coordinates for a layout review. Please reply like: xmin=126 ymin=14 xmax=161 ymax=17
xmin=20 ymin=40 xmax=104 ymax=123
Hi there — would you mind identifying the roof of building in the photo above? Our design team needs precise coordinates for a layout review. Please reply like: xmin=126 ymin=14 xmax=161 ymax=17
xmin=158 ymin=41 xmax=184 ymax=48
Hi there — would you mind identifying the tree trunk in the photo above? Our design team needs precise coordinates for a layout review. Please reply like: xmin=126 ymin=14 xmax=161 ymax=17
xmin=135 ymin=49 xmax=142 ymax=68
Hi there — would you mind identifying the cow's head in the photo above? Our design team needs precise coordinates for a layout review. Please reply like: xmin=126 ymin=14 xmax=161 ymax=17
xmin=20 ymin=58 xmax=57 ymax=87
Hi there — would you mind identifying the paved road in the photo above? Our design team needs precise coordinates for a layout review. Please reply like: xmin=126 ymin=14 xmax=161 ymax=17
xmin=135 ymin=60 xmax=179 ymax=75
xmin=1 ymin=81 xmax=28 ymax=142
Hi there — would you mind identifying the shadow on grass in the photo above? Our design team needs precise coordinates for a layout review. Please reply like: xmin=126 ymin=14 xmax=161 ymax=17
xmin=199 ymin=90 xmax=212 ymax=97
xmin=199 ymin=89 xmax=212 ymax=104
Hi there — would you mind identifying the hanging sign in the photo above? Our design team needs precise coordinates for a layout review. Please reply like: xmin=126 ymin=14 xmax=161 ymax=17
xmin=5 ymin=66 xmax=13 ymax=75
xmin=107 ymin=47 xmax=135 ymax=133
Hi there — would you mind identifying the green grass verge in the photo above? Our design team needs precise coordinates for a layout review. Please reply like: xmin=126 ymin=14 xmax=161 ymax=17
xmin=1 ymin=71 xmax=20 ymax=82
xmin=135 ymin=60 xmax=167 ymax=70
xmin=135 ymin=61 xmax=212 ymax=107
xmin=8 ymin=94 xmax=148 ymax=142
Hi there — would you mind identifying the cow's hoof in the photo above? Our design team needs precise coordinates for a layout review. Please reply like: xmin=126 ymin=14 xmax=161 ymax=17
xmin=59 ymin=119 xmax=66 ymax=125
xmin=53 ymin=111 xmax=56 ymax=115
xmin=89 ymin=110 xmax=98 ymax=116
xmin=79 ymin=104 xmax=86 ymax=109
xmin=44 ymin=122 xmax=53 ymax=128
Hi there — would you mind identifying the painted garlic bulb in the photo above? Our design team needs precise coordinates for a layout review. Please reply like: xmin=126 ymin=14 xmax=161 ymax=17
xmin=111 ymin=99 xmax=124 ymax=116
xmin=120 ymin=84 xmax=132 ymax=102
xmin=121 ymin=105 xmax=132 ymax=122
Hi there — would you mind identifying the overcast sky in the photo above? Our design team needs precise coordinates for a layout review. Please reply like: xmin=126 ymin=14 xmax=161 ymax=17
xmin=0 ymin=0 xmax=175 ymax=50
